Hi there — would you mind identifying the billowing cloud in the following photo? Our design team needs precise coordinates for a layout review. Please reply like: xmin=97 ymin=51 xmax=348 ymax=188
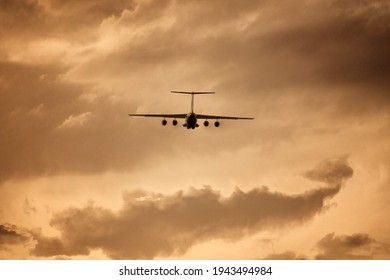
xmin=0 ymin=224 xmax=32 ymax=249
xmin=31 ymin=186 xmax=339 ymax=259
xmin=29 ymin=159 xmax=352 ymax=259
xmin=0 ymin=61 xmax=178 ymax=182
xmin=315 ymin=232 xmax=390 ymax=260
xmin=304 ymin=158 xmax=353 ymax=186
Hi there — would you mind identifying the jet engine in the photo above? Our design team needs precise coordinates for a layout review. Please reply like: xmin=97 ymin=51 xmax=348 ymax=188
xmin=204 ymin=120 xmax=209 ymax=127
xmin=214 ymin=121 xmax=220 ymax=127
xmin=172 ymin=120 xmax=178 ymax=126
xmin=162 ymin=119 xmax=167 ymax=126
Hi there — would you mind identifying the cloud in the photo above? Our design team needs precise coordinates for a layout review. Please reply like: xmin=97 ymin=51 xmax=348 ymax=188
xmin=303 ymin=158 xmax=353 ymax=186
xmin=0 ymin=224 xmax=32 ymax=249
xmin=315 ymin=232 xmax=390 ymax=260
xmin=0 ymin=0 xmax=136 ymax=41
xmin=31 ymin=186 xmax=340 ymax=259
xmin=30 ymin=159 xmax=352 ymax=259
xmin=48 ymin=0 xmax=135 ymax=25
xmin=0 ymin=61 xmax=182 ymax=182
xmin=257 ymin=0 xmax=390 ymax=87
xmin=57 ymin=112 xmax=93 ymax=129
xmin=23 ymin=199 xmax=37 ymax=215
xmin=1 ymin=1 xmax=389 ymax=183
xmin=64 ymin=0 xmax=390 ymax=120
xmin=0 ymin=0 xmax=46 ymax=38
xmin=2 ymin=0 xmax=390 ymax=101
xmin=262 ymin=232 xmax=390 ymax=260
xmin=264 ymin=251 xmax=306 ymax=260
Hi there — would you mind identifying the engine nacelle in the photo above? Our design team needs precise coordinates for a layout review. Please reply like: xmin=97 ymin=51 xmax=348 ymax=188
xmin=172 ymin=120 xmax=178 ymax=126
xmin=162 ymin=119 xmax=167 ymax=126
xmin=214 ymin=121 xmax=220 ymax=127
xmin=204 ymin=120 xmax=209 ymax=127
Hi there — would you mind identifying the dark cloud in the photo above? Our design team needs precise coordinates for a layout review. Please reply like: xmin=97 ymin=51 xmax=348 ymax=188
xmin=0 ymin=224 xmax=32 ymax=249
xmin=263 ymin=232 xmax=390 ymax=260
xmin=0 ymin=59 xmax=252 ymax=182
xmin=1 ymin=0 xmax=387 ymax=182
xmin=0 ymin=0 xmax=136 ymax=42
xmin=0 ymin=61 xmax=183 ymax=182
xmin=0 ymin=0 xmax=46 ymax=38
xmin=69 ymin=0 xmax=390 ymax=118
xmin=303 ymin=158 xmax=353 ymax=186
xmin=47 ymin=0 xmax=136 ymax=31
xmin=2 ymin=0 xmax=390 ymax=99
xmin=256 ymin=1 xmax=390 ymax=87
xmin=49 ymin=0 xmax=134 ymax=17
xmin=29 ymin=159 xmax=353 ymax=259
xmin=315 ymin=232 xmax=390 ymax=260
xmin=264 ymin=251 xmax=306 ymax=260
xmin=31 ymin=176 xmax=346 ymax=259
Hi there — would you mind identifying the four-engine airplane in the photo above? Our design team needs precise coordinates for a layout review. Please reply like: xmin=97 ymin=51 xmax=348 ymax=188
xmin=128 ymin=91 xmax=254 ymax=129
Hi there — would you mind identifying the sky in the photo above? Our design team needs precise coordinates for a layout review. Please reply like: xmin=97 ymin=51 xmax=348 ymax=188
xmin=0 ymin=0 xmax=390 ymax=260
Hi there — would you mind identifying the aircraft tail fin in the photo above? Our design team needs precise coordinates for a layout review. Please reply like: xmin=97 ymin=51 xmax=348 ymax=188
xmin=171 ymin=91 xmax=214 ymax=112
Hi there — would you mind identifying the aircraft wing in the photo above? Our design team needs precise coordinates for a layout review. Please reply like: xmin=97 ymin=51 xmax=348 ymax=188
xmin=196 ymin=114 xmax=254 ymax=120
xmin=128 ymin=113 xmax=187 ymax=119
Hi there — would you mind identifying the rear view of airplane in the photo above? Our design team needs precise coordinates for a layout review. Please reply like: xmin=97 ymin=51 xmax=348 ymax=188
xmin=128 ymin=91 xmax=254 ymax=129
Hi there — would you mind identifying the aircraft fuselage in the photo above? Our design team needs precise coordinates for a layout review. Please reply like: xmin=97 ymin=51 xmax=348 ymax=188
xmin=185 ymin=113 xmax=198 ymax=129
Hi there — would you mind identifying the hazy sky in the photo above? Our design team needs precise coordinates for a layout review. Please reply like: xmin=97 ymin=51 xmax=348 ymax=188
xmin=1 ymin=0 xmax=390 ymax=259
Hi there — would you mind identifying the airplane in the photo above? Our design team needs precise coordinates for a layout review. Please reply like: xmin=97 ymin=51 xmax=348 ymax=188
xmin=128 ymin=91 xmax=254 ymax=129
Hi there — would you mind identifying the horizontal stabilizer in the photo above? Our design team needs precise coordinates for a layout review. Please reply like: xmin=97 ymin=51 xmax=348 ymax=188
xmin=171 ymin=91 xmax=215 ymax=95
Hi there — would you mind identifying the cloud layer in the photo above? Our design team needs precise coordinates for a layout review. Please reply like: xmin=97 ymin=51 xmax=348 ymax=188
xmin=31 ymin=186 xmax=339 ymax=259
xmin=315 ymin=232 xmax=390 ymax=260
xmin=1 ymin=1 xmax=390 ymax=182
xmin=263 ymin=232 xmax=390 ymax=260
xmin=29 ymin=159 xmax=352 ymax=259
xmin=0 ymin=224 xmax=32 ymax=249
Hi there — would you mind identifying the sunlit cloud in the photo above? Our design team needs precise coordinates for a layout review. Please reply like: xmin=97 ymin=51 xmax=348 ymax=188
xmin=58 ymin=112 xmax=93 ymax=130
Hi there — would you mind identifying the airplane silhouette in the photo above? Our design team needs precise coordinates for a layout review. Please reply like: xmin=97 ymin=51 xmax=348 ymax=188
xmin=128 ymin=91 xmax=254 ymax=129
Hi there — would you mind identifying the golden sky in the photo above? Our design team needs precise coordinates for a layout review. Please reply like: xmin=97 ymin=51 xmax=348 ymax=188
xmin=1 ymin=0 xmax=390 ymax=259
